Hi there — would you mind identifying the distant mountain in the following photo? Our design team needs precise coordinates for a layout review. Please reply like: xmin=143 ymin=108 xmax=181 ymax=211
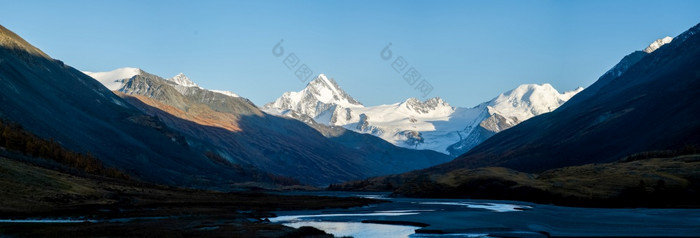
xmin=88 ymin=68 xmax=451 ymax=185
xmin=446 ymin=84 xmax=582 ymax=156
xmin=433 ymin=24 xmax=700 ymax=173
xmin=86 ymin=69 xmax=240 ymax=98
xmin=264 ymin=75 xmax=582 ymax=156
xmin=2 ymin=23 xmax=444 ymax=187
xmin=0 ymin=25 xmax=280 ymax=188
xmin=333 ymin=25 xmax=700 ymax=206
xmin=264 ymin=74 xmax=363 ymax=125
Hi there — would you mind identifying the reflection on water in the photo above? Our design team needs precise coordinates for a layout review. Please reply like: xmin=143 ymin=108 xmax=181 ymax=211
xmin=269 ymin=211 xmax=425 ymax=223
xmin=269 ymin=201 xmax=538 ymax=237
xmin=356 ymin=194 xmax=391 ymax=200
xmin=272 ymin=209 xmax=426 ymax=238
xmin=270 ymin=193 xmax=700 ymax=238
xmin=284 ymin=221 xmax=419 ymax=238
xmin=282 ymin=220 xmax=496 ymax=238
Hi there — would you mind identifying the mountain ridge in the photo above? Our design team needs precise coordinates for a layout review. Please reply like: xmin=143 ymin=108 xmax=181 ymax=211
xmin=332 ymin=23 xmax=700 ymax=207
xmin=0 ymin=24 xmax=271 ymax=188
xmin=437 ymin=22 xmax=700 ymax=172
xmin=0 ymin=25 xmax=51 ymax=59
xmin=264 ymin=75 xmax=583 ymax=156
xmin=263 ymin=36 xmax=678 ymax=157
xmin=85 ymin=68 xmax=451 ymax=184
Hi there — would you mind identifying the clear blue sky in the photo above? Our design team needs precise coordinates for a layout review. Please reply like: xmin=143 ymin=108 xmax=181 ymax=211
xmin=2 ymin=0 xmax=699 ymax=107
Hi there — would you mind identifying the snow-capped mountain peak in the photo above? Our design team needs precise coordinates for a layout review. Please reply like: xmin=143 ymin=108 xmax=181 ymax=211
xmin=303 ymin=74 xmax=362 ymax=107
xmin=83 ymin=67 xmax=142 ymax=91
xmin=487 ymin=83 xmax=578 ymax=122
xmin=168 ymin=73 xmax=198 ymax=87
xmin=87 ymin=68 xmax=244 ymax=100
xmin=266 ymin=77 xmax=583 ymax=155
xmin=644 ymin=36 xmax=673 ymax=53
xmin=263 ymin=74 xmax=364 ymax=124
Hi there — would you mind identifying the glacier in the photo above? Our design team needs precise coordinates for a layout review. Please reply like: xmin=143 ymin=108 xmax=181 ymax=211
xmin=263 ymin=75 xmax=583 ymax=156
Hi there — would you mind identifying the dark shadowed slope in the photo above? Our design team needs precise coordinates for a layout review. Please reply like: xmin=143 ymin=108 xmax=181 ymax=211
xmin=439 ymin=23 xmax=700 ymax=173
xmin=0 ymin=25 xmax=292 ymax=188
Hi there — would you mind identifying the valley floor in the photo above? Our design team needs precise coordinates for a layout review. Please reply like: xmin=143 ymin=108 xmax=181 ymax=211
xmin=0 ymin=155 xmax=379 ymax=237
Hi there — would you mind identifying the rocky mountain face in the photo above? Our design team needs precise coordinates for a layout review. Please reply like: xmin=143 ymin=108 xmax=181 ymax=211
xmin=265 ymin=76 xmax=582 ymax=156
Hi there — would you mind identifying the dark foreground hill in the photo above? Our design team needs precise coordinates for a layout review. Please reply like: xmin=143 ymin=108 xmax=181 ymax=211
xmin=441 ymin=23 xmax=700 ymax=172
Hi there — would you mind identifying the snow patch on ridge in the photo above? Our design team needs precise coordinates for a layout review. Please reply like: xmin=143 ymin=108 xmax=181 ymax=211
xmin=88 ymin=68 xmax=243 ymax=100
xmin=211 ymin=89 xmax=239 ymax=98
xmin=83 ymin=67 xmax=141 ymax=91
xmin=644 ymin=36 xmax=673 ymax=53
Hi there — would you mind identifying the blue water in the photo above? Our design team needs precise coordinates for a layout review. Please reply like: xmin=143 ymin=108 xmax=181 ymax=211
xmin=271 ymin=192 xmax=700 ymax=238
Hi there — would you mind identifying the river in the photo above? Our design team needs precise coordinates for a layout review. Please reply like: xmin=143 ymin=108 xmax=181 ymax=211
xmin=270 ymin=192 xmax=700 ymax=238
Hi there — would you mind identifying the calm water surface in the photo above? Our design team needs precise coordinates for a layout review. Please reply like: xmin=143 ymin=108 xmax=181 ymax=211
xmin=271 ymin=192 xmax=700 ymax=238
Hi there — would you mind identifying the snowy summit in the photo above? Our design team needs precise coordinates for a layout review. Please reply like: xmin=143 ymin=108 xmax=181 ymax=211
xmin=167 ymin=73 xmax=198 ymax=87
xmin=263 ymin=74 xmax=363 ymax=124
xmin=86 ymin=68 xmax=241 ymax=98
xmin=264 ymin=74 xmax=583 ymax=155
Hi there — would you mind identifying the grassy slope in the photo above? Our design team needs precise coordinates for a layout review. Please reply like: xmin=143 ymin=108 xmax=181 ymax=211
xmin=332 ymin=155 xmax=700 ymax=208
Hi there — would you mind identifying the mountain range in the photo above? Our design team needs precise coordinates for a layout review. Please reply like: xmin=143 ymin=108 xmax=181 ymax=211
xmin=3 ymin=19 xmax=699 ymax=199
xmin=442 ymin=28 xmax=699 ymax=172
xmin=85 ymin=67 xmax=451 ymax=185
xmin=332 ymin=23 xmax=700 ymax=206
xmin=0 ymin=24 xmax=450 ymax=187
xmin=264 ymin=74 xmax=583 ymax=156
